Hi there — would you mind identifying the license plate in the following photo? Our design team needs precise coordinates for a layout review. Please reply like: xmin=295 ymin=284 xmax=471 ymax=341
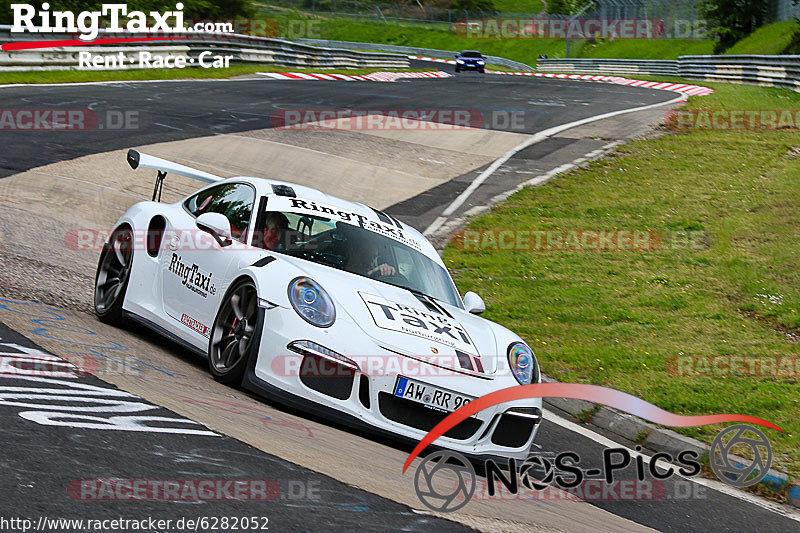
xmin=393 ymin=376 xmax=474 ymax=413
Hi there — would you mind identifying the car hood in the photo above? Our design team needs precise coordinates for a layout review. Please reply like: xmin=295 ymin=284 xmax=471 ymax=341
xmin=274 ymin=255 xmax=499 ymax=375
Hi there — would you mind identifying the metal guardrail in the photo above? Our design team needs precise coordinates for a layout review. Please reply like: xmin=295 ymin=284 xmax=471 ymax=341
xmin=679 ymin=55 xmax=800 ymax=92
xmin=538 ymin=58 xmax=678 ymax=76
xmin=538 ymin=55 xmax=800 ymax=92
xmin=298 ymin=38 xmax=535 ymax=72
xmin=0 ymin=26 xmax=410 ymax=71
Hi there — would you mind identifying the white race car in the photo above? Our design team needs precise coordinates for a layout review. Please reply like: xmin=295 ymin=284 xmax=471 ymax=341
xmin=95 ymin=150 xmax=542 ymax=458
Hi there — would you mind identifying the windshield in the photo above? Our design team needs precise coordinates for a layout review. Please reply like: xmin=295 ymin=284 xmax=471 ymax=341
xmin=255 ymin=210 xmax=462 ymax=307
xmin=460 ymin=51 xmax=482 ymax=58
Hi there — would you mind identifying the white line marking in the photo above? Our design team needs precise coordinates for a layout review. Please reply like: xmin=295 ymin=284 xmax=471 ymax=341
xmin=543 ymin=409 xmax=800 ymax=522
xmin=423 ymin=93 xmax=686 ymax=236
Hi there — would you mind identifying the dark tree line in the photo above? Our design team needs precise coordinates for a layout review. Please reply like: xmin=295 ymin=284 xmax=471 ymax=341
xmin=1 ymin=1 xmax=254 ymax=26
xmin=700 ymin=0 xmax=772 ymax=53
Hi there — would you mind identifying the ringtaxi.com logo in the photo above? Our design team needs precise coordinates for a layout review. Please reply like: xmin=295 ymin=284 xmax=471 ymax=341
xmin=10 ymin=3 xmax=219 ymax=41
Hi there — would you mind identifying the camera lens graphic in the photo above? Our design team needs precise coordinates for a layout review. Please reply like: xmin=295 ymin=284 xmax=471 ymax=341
xmin=710 ymin=424 xmax=772 ymax=487
xmin=413 ymin=450 xmax=476 ymax=512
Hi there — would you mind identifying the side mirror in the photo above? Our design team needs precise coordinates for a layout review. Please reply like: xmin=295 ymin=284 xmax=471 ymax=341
xmin=454 ymin=53 xmax=459 ymax=58
xmin=196 ymin=212 xmax=232 ymax=247
xmin=463 ymin=291 xmax=485 ymax=315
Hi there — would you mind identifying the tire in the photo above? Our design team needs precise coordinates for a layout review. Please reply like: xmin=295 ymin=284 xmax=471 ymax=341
xmin=455 ymin=67 xmax=460 ymax=73
xmin=208 ymin=278 xmax=259 ymax=385
xmin=480 ymin=68 xmax=485 ymax=73
xmin=94 ymin=226 xmax=134 ymax=325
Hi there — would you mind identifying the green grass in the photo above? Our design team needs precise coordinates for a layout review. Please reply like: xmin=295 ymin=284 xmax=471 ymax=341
xmin=579 ymin=38 xmax=714 ymax=59
xmin=493 ymin=0 xmax=545 ymax=13
xmin=725 ymin=20 xmax=799 ymax=55
xmin=442 ymin=81 xmax=800 ymax=478
xmin=0 ymin=65 xmax=428 ymax=84
xmin=271 ymin=15 xmax=713 ymax=64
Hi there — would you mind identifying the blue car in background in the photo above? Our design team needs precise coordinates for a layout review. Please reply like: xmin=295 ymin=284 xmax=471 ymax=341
xmin=455 ymin=50 xmax=486 ymax=73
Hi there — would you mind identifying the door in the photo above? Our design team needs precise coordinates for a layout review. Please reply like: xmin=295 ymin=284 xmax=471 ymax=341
xmin=160 ymin=182 xmax=256 ymax=346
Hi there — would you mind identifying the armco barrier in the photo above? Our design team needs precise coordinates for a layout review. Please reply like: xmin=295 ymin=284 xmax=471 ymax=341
xmin=538 ymin=58 xmax=678 ymax=76
xmin=298 ymin=38 xmax=535 ymax=72
xmin=538 ymin=55 xmax=800 ymax=92
xmin=0 ymin=26 xmax=409 ymax=71
xmin=678 ymin=54 xmax=800 ymax=91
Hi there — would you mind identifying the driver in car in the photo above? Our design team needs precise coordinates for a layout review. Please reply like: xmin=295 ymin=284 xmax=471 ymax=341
xmin=261 ymin=212 xmax=289 ymax=251
xmin=342 ymin=226 xmax=396 ymax=278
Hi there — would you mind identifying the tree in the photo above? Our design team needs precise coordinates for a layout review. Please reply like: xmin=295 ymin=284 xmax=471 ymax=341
xmin=700 ymin=0 xmax=771 ymax=53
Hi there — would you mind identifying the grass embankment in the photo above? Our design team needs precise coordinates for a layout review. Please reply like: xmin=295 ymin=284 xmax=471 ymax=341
xmin=276 ymin=15 xmax=712 ymax=64
xmin=442 ymin=82 xmax=800 ymax=478
xmin=493 ymin=0 xmax=545 ymax=13
xmin=725 ymin=20 xmax=799 ymax=55
xmin=0 ymin=65 xmax=429 ymax=84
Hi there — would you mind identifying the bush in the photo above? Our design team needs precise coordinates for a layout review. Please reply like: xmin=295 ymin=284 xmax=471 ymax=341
xmin=787 ymin=18 xmax=800 ymax=54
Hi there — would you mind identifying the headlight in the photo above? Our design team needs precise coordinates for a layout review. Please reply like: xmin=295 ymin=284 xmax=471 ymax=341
xmin=507 ymin=342 xmax=538 ymax=385
xmin=288 ymin=277 xmax=335 ymax=328
xmin=456 ymin=59 xmax=465 ymax=63
xmin=477 ymin=59 xmax=485 ymax=64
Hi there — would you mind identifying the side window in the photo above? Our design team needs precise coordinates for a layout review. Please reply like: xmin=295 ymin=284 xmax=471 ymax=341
xmin=184 ymin=183 xmax=255 ymax=241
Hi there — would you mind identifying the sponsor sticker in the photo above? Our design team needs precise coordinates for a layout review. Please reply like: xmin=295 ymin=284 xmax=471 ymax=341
xmin=180 ymin=313 xmax=209 ymax=337
xmin=359 ymin=292 xmax=478 ymax=356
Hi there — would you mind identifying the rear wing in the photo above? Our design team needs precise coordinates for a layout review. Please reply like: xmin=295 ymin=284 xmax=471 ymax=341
xmin=126 ymin=149 xmax=222 ymax=202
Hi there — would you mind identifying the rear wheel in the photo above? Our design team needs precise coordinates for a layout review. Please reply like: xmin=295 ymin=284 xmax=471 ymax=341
xmin=94 ymin=226 xmax=133 ymax=325
xmin=209 ymin=278 xmax=259 ymax=385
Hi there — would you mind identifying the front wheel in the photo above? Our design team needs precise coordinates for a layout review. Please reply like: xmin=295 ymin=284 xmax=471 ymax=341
xmin=209 ymin=278 xmax=259 ymax=385
xmin=94 ymin=226 xmax=133 ymax=325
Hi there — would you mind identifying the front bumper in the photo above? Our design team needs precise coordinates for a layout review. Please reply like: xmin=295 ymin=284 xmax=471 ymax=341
xmin=246 ymin=307 xmax=542 ymax=459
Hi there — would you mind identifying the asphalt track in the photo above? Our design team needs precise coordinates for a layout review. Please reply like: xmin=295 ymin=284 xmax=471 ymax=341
xmin=1 ymin=64 xmax=799 ymax=532
xmin=0 ymin=61 xmax=672 ymax=178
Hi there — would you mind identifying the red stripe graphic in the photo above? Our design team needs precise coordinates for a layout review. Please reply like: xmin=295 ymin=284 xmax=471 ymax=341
xmin=402 ymin=382 xmax=782 ymax=473
xmin=2 ymin=37 xmax=188 ymax=51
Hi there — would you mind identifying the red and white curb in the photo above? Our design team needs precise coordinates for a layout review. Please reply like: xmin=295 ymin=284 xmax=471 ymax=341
xmin=256 ymin=71 xmax=450 ymax=82
xmin=488 ymin=70 xmax=714 ymax=96
xmin=408 ymin=55 xmax=457 ymax=65
xmin=407 ymin=55 xmax=713 ymax=96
